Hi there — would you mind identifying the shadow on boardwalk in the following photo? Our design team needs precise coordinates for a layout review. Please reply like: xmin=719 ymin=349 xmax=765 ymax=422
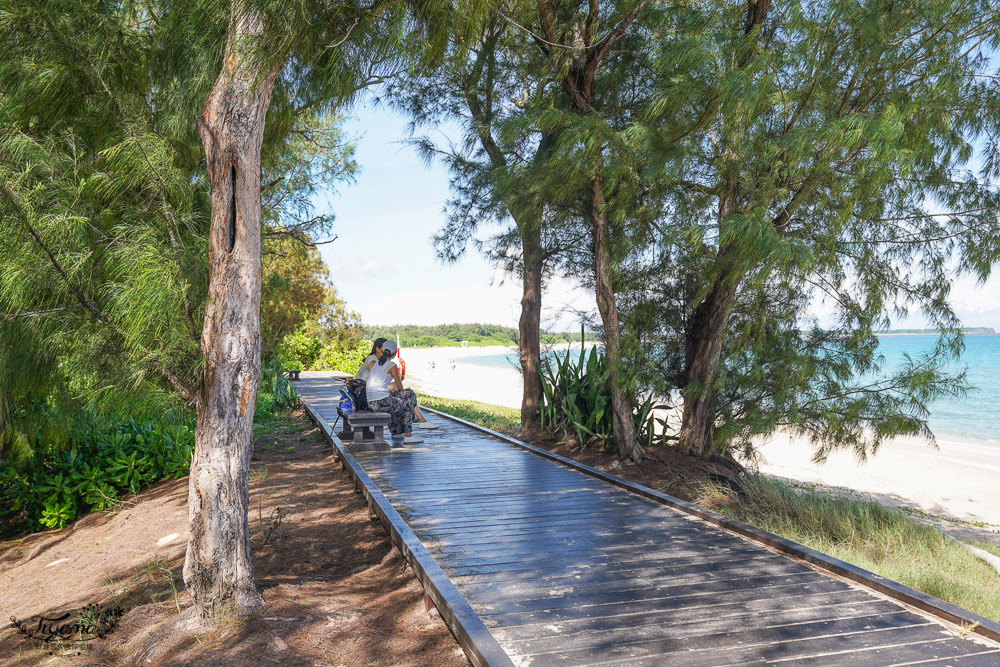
xmin=297 ymin=373 xmax=1000 ymax=667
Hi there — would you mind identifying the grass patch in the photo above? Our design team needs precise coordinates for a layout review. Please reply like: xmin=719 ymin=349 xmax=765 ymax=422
xmin=418 ymin=396 xmax=520 ymax=435
xmin=705 ymin=476 xmax=1000 ymax=623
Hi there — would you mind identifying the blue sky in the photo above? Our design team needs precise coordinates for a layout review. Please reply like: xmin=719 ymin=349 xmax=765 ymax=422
xmin=315 ymin=101 xmax=1000 ymax=332
xmin=314 ymin=102 xmax=592 ymax=330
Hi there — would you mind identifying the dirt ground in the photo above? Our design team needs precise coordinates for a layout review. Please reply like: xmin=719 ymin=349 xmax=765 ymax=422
xmin=0 ymin=409 xmax=469 ymax=666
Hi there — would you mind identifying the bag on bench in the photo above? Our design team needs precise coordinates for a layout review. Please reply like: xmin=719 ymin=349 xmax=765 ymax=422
xmin=341 ymin=378 xmax=368 ymax=412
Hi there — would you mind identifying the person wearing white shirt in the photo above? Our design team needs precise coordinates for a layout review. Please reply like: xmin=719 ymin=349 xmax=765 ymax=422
xmin=362 ymin=339 xmax=424 ymax=442
xmin=356 ymin=338 xmax=435 ymax=430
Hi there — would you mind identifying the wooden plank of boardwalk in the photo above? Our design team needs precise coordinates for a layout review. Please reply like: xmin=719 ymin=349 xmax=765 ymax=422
xmin=295 ymin=375 xmax=1000 ymax=666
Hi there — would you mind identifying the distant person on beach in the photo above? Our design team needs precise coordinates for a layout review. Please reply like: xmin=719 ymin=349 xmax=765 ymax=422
xmin=358 ymin=339 xmax=435 ymax=433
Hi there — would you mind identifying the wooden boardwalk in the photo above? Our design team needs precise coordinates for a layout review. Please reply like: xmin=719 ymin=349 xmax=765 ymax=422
xmin=296 ymin=375 xmax=1000 ymax=666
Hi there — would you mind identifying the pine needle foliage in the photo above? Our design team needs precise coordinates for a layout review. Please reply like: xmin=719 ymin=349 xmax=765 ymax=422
xmin=0 ymin=0 xmax=361 ymax=465
xmin=615 ymin=0 xmax=1000 ymax=459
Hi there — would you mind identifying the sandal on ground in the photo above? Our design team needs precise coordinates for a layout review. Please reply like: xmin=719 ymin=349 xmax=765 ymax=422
xmin=417 ymin=421 xmax=439 ymax=430
xmin=403 ymin=435 xmax=423 ymax=444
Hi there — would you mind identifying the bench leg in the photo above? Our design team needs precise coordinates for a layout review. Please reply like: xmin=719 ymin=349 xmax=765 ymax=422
xmin=374 ymin=425 xmax=385 ymax=443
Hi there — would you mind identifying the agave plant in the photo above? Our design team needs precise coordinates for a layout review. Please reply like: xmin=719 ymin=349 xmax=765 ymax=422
xmin=540 ymin=330 xmax=671 ymax=451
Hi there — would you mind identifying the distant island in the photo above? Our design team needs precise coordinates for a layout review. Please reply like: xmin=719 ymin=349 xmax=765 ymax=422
xmin=876 ymin=327 xmax=996 ymax=336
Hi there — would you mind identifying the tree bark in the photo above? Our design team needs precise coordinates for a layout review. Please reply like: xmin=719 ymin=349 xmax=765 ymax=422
xmin=677 ymin=275 xmax=739 ymax=457
xmin=591 ymin=178 xmax=643 ymax=464
xmin=678 ymin=174 xmax=742 ymax=457
xmin=518 ymin=222 xmax=544 ymax=439
xmin=183 ymin=5 xmax=278 ymax=619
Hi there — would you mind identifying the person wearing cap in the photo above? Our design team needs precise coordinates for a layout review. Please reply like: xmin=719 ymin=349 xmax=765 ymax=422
xmin=358 ymin=339 xmax=436 ymax=430
xmin=364 ymin=339 xmax=422 ymax=442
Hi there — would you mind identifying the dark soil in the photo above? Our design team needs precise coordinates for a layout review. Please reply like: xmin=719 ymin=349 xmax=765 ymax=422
xmin=0 ymin=408 xmax=468 ymax=666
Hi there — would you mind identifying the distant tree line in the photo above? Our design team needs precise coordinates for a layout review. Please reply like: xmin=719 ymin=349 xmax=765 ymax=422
xmin=362 ymin=323 xmax=597 ymax=347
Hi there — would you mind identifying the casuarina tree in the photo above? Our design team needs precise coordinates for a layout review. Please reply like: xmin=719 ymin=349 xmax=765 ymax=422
xmin=388 ymin=11 xmax=583 ymax=439
xmin=641 ymin=0 xmax=1000 ymax=458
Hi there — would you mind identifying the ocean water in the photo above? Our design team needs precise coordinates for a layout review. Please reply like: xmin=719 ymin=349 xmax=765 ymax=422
xmin=462 ymin=347 xmax=597 ymax=371
xmin=877 ymin=335 xmax=1000 ymax=443
xmin=461 ymin=336 xmax=1000 ymax=443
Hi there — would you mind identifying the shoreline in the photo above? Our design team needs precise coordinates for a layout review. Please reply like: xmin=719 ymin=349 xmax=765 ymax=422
xmin=400 ymin=344 xmax=1000 ymax=544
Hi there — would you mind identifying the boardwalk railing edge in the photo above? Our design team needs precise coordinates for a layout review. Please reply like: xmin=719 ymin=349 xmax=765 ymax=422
xmin=421 ymin=406 xmax=1000 ymax=645
xmin=299 ymin=398 xmax=515 ymax=667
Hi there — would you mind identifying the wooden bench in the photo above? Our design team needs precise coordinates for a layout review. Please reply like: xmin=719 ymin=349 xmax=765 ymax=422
xmin=338 ymin=410 xmax=392 ymax=452
xmin=287 ymin=369 xmax=301 ymax=381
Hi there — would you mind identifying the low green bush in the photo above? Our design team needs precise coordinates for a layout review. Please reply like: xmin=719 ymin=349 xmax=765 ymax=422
xmin=278 ymin=328 xmax=369 ymax=374
xmin=278 ymin=329 xmax=324 ymax=370
xmin=256 ymin=357 xmax=298 ymax=419
xmin=0 ymin=362 xmax=298 ymax=537
xmin=0 ymin=414 xmax=195 ymax=533
xmin=315 ymin=339 xmax=369 ymax=374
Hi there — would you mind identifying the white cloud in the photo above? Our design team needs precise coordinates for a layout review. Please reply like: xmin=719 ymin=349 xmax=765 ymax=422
xmin=348 ymin=256 xmax=397 ymax=280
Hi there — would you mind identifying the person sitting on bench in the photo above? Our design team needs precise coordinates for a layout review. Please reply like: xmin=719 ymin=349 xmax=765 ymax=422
xmin=358 ymin=338 xmax=436 ymax=429
xmin=364 ymin=340 xmax=421 ymax=442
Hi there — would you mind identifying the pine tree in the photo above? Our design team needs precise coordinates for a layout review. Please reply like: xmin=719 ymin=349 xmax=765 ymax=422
xmin=388 ymin=11 xmax=583 ymax=439
xmin=639 ymin=0 xmax=1000 ymax=457
xmin=497 ymin=0 xmax=674 ymax=463
xmin=0 ymin=0 xmax=396 ymax=619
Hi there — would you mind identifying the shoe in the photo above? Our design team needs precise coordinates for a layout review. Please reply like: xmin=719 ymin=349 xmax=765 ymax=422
xmin=403 ymin=435 xmax=423 ymax=444
xmin=417 ymin=421 xmax=439 ymax=430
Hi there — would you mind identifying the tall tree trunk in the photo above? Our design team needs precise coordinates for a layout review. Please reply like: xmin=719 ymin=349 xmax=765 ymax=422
xmin=678 ymin=178 xmax=742 ymax=457
xmin=677 ymin=276 xmax=739 ymax=457
xmin=518 ymin=221 xmax=544 ymax=439
xmin=183 ymin=5 xmax=278 ymax=619
xmin=590 ymin=178 xmax=643 ymax=464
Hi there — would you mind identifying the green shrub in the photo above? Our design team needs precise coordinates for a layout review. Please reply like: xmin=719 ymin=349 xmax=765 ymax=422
xmin=278 ymin=327 xmax=369 ymax=373
xmin=0 ymin=414 xmax=195 ymax=534
xmin=1 ymin=364 xmax=300 ymax=537
xmin=539 ymin=341 xmax=666 ymax=450
xmin=278 ymin=328 xmax=323 ymax=370
xmin=315 ymin=339 xmax=369 ymax=374
xmin=256 ymin=357 xmax=298 ymax=418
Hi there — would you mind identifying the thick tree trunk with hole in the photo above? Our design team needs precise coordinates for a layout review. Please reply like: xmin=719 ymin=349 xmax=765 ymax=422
xmin=590 ymin=179 xmax=643 ymax=464
xmin=518 ymin=224 xmax=544 ymax=439
xmin=183 ymin=6 xmax=278 ymax=619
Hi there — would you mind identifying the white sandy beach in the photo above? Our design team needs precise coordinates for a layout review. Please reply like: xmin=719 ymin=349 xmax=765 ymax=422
xmin=398 ymin=343 xmax=1000 ymax=542
xmin=753 ymin=432 xmax=1000 ymax=540
xmin=401 ymin=345 xmax=525 ymax=409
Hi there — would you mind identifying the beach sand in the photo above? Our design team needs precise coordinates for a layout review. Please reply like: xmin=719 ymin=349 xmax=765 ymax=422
xmin=397 ymin=344 xmax=1000 ymax=544
xmin=753 ymin=431 xmax=1000 ymax=543
xmin=400 ymin=345 xmax=524 ymax=409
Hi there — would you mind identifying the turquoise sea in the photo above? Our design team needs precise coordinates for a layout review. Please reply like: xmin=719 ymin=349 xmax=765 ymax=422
xmin=462 ymin=335 xmax=1000 ymax=443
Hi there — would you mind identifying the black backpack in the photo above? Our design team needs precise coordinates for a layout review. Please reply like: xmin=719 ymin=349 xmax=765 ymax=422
xmin=344 ymin=378 xmax=368 ymax=411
